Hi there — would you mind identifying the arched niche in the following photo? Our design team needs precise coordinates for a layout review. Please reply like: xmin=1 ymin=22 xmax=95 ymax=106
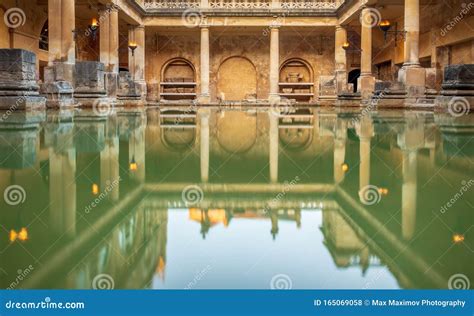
xmin=217 ymin=56 xmax=257 ymax=101
xmin=216 ymin=112 xmax=257 ymax=154
xmin=279 ymin=58 xmax=314 ymax=102
xmin=160 ymin=58 xmax=197 ymax=101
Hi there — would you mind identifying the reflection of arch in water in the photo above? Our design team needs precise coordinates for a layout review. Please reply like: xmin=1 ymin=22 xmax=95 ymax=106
xmin=279 ymin=128 xmax=313 ymax=152
xmin=216 ymin=111 xmax=257 ymax=154
xmin=161 ymin=128 xmax=196 ymax=151
xmin=217 ymin=56 xmax=257 ymax=100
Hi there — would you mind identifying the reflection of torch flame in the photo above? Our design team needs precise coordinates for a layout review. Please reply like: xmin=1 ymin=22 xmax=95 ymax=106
xmin=92 ymin=183 xmax=99 ymax=195
xmin=453 ymin=234 xmax=465 ymax=244
xmin=9 ymin=228 xmax=28 ymax=243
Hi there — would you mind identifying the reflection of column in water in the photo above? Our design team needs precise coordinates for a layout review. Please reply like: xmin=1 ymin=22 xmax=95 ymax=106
xmin=334 ymin=120 xmax=347 ymax=184
xmin=270 ymin=210 xmax=279 ymax=240
xmin=49 ymin=149 xmax=76 ymax=237
xmin=269 ymin=112 xmax=279 ymax=183
xmin=357 ymin=117 xmax=373 ymax=191
xmin=100 ymin=137 xmax=119 ymax=202
xmin=402 ymin=150 xmax=417 ymax=240
xmin=200 ymin=110 xmax=210 ymax=183
xmin=129 ymin=127 xmax=146 ymax=183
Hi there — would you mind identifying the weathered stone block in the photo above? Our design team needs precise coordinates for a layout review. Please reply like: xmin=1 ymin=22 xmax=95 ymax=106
xmin=441 ymin=64 xmax=474 ymax=91
xmin=75 ymin=61 xmax=106 ymax=94
xmin=0 ymin=49 xmax=45 ymax=110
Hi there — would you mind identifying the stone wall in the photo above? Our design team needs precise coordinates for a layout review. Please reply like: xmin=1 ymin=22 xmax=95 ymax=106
xmin=145 ymin=30 xmax=335 ymax=102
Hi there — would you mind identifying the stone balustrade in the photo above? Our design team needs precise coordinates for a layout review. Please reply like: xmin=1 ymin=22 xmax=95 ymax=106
xmin=138 ymin=0 xmax=344 ymax=12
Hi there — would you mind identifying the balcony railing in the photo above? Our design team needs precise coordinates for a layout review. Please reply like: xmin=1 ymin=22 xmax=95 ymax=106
xmin=135 ymin=0 xmax=344 ymax=13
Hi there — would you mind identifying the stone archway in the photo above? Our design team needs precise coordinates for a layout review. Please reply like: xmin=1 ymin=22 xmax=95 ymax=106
xmin=217 ymin=56 xmax=257 ymax=101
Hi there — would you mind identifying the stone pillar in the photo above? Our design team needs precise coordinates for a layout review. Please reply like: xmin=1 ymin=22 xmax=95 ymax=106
xmin=335 ymin=25 xmax=347 ymax=94
xmin=100 ymin=5 xmax=119 ymax=99
xmin=0 ymin=49 xmax=45 ymax=110
xmin=41 ymin=0 xmax=75 ymax=107
xmin=269 ymin=112 xmax=279 ymax=183
xmin=200 ymin=110 xmax=210 ymax=183
xmin=199 ymin=25 xmax=210 ymax=103
xmin=359 ymin=7 xmax=375 ymax=99
xmin=201 ymin=0 xmax=209 ymax=9
xmin=269 ymin=26 xmax=280 ymax=102
xmin=135 ymin=25 xmax=147 ymax=98
xmin=398 ymin=0 xmax=426 ymax=98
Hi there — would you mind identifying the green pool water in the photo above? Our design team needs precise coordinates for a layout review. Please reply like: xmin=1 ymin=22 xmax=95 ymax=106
xmin=0 ymin=106 xmax=472 ymax=290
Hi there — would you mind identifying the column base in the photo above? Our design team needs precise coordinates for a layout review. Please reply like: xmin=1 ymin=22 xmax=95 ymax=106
xmin=105 ymin=72 xmax=119 ymax=99
xmin=197 ymin=94 xmax=211 ymax=104
xmin=398 ymin=66 xmax=426 ymax=98
xmin=358 ymin=75 xmax=376 ymax=100
xmin=40 ymin=81 xmax=76 ymax=108
xmin=0 ymin=95 xmax=46 ymax=111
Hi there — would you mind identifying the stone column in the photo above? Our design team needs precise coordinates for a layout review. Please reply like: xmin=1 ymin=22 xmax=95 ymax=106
xmin=135 ymin=25 xmax=147 ymax=97
xmin=269 ymin=26 xmax=280 ymax=102
xmin=42 ymin=0 xmax=75 ymax=107
xmin=100 ymin=5 xmax=119 ymax=98
xmin=335 ymin=25 xmax=347 ymax=94
xmin=200 ymin=109 xmax=210 ymax=182
xmin=269 ymin=111 xmax=279 ymax=183
xmin=359 ymin=7 xmax=375 ymax=99
xmin=199 ymin=25 xmax=210 ymax=103
xmin=398 ymin=0 xmax=425 ymax=98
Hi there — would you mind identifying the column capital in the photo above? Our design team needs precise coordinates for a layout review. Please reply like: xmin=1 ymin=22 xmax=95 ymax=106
xmin=335 ymin=24 xmax=345 ymax=31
